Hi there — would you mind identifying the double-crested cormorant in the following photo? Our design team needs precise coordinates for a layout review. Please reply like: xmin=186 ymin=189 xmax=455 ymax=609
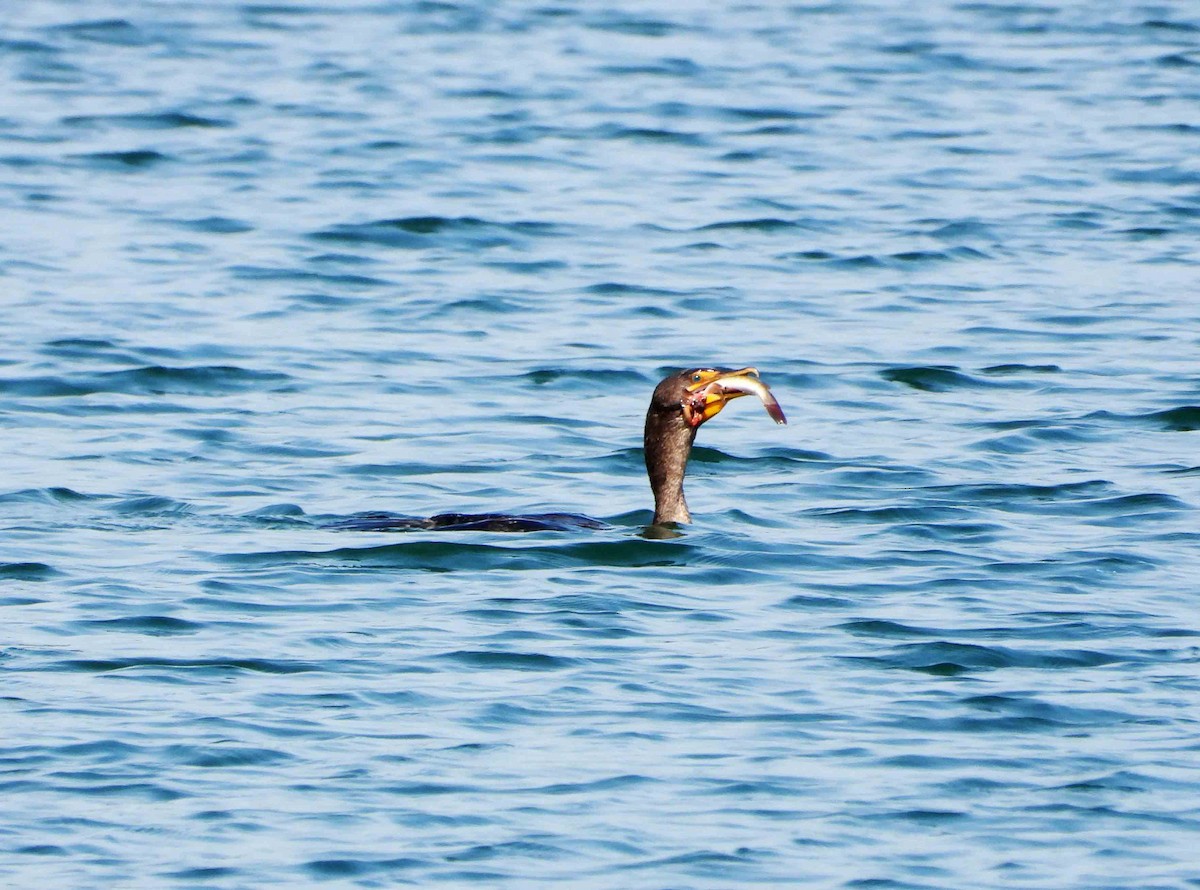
xmin=333 ymin=366 xmax=785 ymax=531
xmin=645 ymin=367 xmax=786 ymax=524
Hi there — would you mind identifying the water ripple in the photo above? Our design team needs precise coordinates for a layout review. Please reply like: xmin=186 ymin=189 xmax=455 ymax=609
xmin=844 ymin=641 xmax=1129 ymax=676
xmin=310 ymin=216 xmax=564 ymax=250
xmin=0 ymin=365 xmax=291 ymax=397
xmin=4 ymin=1 xmax=1200 ymax=887
xmin=221 ymin=538 xmax=698 ymax=571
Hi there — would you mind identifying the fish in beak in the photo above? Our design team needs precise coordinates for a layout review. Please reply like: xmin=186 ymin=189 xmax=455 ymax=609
xmin=681 ymin=367 xmax=787 ymax=428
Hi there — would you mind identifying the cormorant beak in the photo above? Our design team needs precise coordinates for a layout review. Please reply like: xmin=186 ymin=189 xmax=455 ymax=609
xmin=681 ymin=367 xmax=787 ymax=428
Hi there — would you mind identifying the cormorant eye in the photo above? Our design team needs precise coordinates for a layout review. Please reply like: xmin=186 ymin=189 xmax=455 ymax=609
xmin=691 ymin=373 xmax=702 ymax=382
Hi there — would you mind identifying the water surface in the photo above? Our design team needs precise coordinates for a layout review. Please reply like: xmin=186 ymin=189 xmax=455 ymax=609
xmin=3 ymin=2 xmax=1200 ymax=887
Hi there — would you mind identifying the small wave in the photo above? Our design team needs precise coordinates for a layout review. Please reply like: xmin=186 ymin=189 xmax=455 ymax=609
xmin=522 ymin=367 xmax=645 ymax=386
xmin=1078 ymin=492 xmax=1188 ymax=517
xmin=46 ymin=18 xmax=151 ymax=47
xmin=889 ymin=249 xmax=953 ymax=264
xmin=695 ymin=218 xmax=801 ymax=233
xmin=845 ymin=641 xmax=1125 ymax=676
xmin=755 ymin=446 xmax=835 ymax=465
xmin=585 ymin=15 xmax=680 ymax=37
xmin=0 ymin=486 xmax=97 ymax=505
xmin=811 ymin=505 xmax=967 ymax=524
xmin=309 ymin=216 xmax=560 ymax=249
xmin=108 ymin=495 xmax=193 ymax=516
xmin=69 ymin=615 xmax=202 ymax=634
xmin=63 ymin=111 xmax=230 ymax=130
xmin=617 ymin=849 xmax=756 ymax=872
xmin=340 ymin=462 xmax=495 ymax=479
xmin=484 ymin=259 xmax=568 ymax=275
xmin=433 ymin=296 xmax=526 ymax=316
xmin=0 ymin=365 xmax=291 ymax=397
xmin=0 ymin=375 xmax=98 ymax=397
xmin=229 ymin=266 xmax=388 ymax=289
xmin=73 ymin=149 xmax=172 ymax=169
xmin=0 ymin=562 xmax=60 ymax=581
xmin=720 ymin=106 xmax=823 ymax=122
xmin=960 ymin=693 xmax=1130 ymax=727
xmin=583 ymin=282 xmax=685 ymax=297
xmin=917 ymin=480 xmax=1183 ymax=524
xmin=1144 ymin=19 xmax=1200 ymax=32
xmin=67 ymin=782 xmax=188 ymax=801
xmin=220 ymin=538 xmax=696 ymax=571
xmin=881 ymin=365 xmax=1000 ymax=392
xmin=1109 ymin=406 xmax=1200 ymax=431
xmin=979 ymin=363 xmax=1062 ymax=376
xmin=839 ymin=619 xmax=938 ymax=639
xmin=1056 ymin=769 xmax=1166 ymax=793
xmin=935 ymin=480 xmax=1110 ymax=501
xmin=926 ymin=219 xmax=998 ymax=240
xmin=829 ymin=254 xmax=885 ymax=268
xmin=165 ymin=868 xmax=242 ymax=881
xmin=1109 ymin=165 xmax=1200 ymax=186
xmin=163 ymin=744 xmax=293 ymax=768
xmin=54 ymin=657 xmax=319 ymax=675
xmin=599 ymin=125 xmax=705 ymax=145
xmin=304 ymin=857 xmax=423 ymax=879
xmin=534 ymin=774 xmax=655 ymax=795
xmin=0 ymin=38 xmax=54 ymax=54
xmin=598 ymin=58 xmax=702 ymax=77
xmin=972 ymin=430 xmax=1074 ymax=454
xmin=788 ymin=247 xmax=992 ymax=269
xmin=1121 ymin=226 xmax=1172 ymax=239
xmin=433 ymin=650 xmax=580 ymax=671
xmin=40 ymin=337 xmax=125 ymax=358
xmin=171 ymin=216 xmax=254 ymax=234
xmin=446 ymin=839 xmax=569 ymax=862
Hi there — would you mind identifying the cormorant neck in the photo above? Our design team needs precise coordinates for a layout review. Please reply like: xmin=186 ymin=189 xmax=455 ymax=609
xmin=644 ymin=406 xmax=698 ymax=525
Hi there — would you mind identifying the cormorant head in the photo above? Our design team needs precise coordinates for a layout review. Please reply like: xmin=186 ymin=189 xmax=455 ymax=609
xmin=650 ymin=367 xmax=787 ymax=429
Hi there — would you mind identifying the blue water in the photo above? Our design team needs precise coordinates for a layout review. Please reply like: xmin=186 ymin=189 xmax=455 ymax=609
xmin=4 ymin=2 xmax=1200 ymax=887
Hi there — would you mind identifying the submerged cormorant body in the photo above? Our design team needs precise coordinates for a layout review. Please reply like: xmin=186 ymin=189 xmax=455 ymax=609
xmin=329 ymin=511 xmax=606 ymax=533
xmin=331 ymin=367 xmax=785 ymax=531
